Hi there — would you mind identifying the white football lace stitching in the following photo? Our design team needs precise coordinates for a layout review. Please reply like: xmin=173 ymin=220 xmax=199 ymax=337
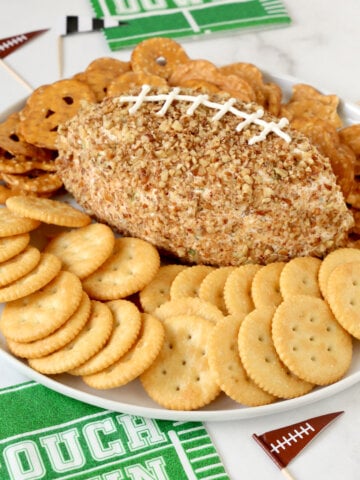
xmin=117 ymin=84 xmax=291 ymax=145
xmin=269 ymin=422 xmax=315 ymax=454
xmin=0 ymin=34 xmax=28 ymax=52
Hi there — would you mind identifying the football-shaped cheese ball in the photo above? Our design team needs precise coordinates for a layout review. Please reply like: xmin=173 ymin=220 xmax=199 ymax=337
xmin=56 ymin=86 xmax=353 ymax=266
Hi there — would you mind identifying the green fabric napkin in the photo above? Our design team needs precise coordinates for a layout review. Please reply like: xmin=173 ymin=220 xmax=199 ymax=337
xmin=0 ymin=381 xmax=230 ymax=480
xmin=90 ymin=0 xmax=291 ymax=51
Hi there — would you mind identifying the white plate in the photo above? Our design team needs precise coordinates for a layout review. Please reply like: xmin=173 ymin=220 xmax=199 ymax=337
xmin=1 ymin=71 xmax=359 ymax=422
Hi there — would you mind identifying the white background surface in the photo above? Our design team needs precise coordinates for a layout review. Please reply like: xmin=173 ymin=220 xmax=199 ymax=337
xmin=1 ymin=1 xmax=360 ymax=479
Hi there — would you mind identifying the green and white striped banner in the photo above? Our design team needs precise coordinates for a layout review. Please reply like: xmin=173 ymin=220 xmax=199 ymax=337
xmin=0 ymin=382 xmax=229 ymax=480
xmin=90 ymin=0 xmax=291 ymax=51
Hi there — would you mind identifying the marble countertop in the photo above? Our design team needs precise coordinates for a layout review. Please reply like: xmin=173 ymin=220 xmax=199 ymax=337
xmin=1 ymin=0 xmax=360 ymax=110
xmin=1 ymin=1 xmax=360 ymax=479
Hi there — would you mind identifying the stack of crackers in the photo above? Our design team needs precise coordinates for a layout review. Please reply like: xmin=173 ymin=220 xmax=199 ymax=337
xmin=0 ymin=195 xmax=359 ymax=411
xmin=0 ymin=37 xmax=359 ymax=411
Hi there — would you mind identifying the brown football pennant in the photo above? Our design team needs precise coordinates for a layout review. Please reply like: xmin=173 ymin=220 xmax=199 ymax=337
xmin=0 ymin=29 xmax=48 ymax=92
xmin=253 ymin=411 xmax=344 ymax=479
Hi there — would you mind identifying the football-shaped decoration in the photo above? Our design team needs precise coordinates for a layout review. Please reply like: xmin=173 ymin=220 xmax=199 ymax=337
xmin=56 ymin=86 xmax=353 ymax=266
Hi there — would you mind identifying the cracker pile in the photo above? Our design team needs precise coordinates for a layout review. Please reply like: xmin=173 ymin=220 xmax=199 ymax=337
xmin=0 ymin=37 xmax=359 ymax=245
xmin=0 ymin=195 xmax=358 ymax=411
xmin=0 ymin=37 xmax=359 ymax=411
xmin=0 ymin=197 xmax=165 ymax=384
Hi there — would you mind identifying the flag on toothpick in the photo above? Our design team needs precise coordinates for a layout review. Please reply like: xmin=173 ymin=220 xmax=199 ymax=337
xmin=0 ymin=29 xmax=49 ymax=92
xmin=253 ymin=411 xmax=344 ymax=480
xmin=0 ymin=29 xmax=48 ymax=59
xmin=57 ymin=15 xmax=127 ymax=36
xmin=56 ymin=16 xmax=127 ymax=79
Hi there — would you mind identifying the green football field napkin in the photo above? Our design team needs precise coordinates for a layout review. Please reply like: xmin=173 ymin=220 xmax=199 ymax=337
xmin=90 ymin=0 xmax=291 ymax=51
xmin=0 ymin=381 xmax=230 ymax=480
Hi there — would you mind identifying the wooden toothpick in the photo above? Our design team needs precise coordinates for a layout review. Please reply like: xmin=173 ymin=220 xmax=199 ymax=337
xmin=0 ymin=58 xmax=33 ymax=92
xmin=0 ymin=29 xmax=49 ymax=92
xmin=281 ymin=467 xmax=297 ymax=480
xmin=58 ymin=35 xmax=64 ymax=79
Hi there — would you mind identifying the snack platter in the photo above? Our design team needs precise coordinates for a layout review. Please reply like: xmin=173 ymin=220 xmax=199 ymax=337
xmin=0 ymin=69 xmax=360 ymax=422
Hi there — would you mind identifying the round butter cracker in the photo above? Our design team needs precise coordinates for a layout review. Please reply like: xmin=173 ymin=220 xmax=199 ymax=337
xmin=7 ymin=292 xmax=91 ymax=358
xmin=251 ymin=262 xmax=285 ymax=308
xmin=0 ymin=233 xmax=30 ymax=263
xmin=70 ymin=299 xmax=142 ymax=375
xmin=0 ymin=253 xmax=61 ymax=303
xmin=318 ymin=248 xmax=360 ymax=299
xmin=29 ymin=300 xmax=113 ymax=374
xmin=140 ymin=314 xmax=220 ymax=410
xmin=280 ymin=256 xmax=322 ymax=299
xmin=139 ymin=264 xmax=187 ymax=313
xmin=238 ymin=307 xmax=313 ymax=398
xmin=272 ymin=295 xmax=352 ymax=385
xmin=82 ymin=237 xmax=160 ymax=300
xmin=327 ymin=261 xmax=360 ymax=339
xmin=208 ymin=314 xmax=276 ymax=406
xmin=170 ymin=265 xmax=214 ymax=299
xmin=6 ymin=196 xmax=91 ymax=227
xmin=0 ymin=207 xmax=40 ymax=237
xmin=0 ymin=246 xmax=40 ymax=287
xmin=224 ymin=264 xmax=262 ymax=317
xmin=83 ymin=313 xmax=164 ymax=389
xmin=0 ymin=269 xmax=82 ymax=342
xmin=154 ymin=297 xmax=224 ymax=324
xmin=45 ymin=222 xmax=115 ymax=279
xmin=198 ymin=266 xmax=236 ymax=314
